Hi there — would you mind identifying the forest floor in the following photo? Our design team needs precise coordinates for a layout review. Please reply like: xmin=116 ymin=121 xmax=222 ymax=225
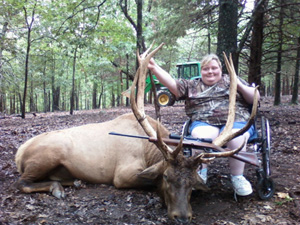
xmin=0 ymin=96 xmax=300 ymax=225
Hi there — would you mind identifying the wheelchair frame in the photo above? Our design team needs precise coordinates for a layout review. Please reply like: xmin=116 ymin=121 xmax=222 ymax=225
xmin=177 ymin=113 xmax=275 ymax=200
xmin=251 ymin=115 xmax=275 ymax=200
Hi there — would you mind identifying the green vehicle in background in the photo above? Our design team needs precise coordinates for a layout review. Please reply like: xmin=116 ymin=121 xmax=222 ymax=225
xmin=145 ymin=62 xmax=201 ymax=107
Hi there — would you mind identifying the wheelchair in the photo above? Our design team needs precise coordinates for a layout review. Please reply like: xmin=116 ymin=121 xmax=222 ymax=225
xmin=170 ymin=112 xmax=275 ymax=200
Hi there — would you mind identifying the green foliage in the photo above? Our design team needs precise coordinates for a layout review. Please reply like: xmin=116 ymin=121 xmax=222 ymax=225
xmin=1 ymin=0 xmax=300 ymax=114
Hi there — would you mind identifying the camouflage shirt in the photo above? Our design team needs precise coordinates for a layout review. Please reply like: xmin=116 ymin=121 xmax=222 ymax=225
xmin=175 ymin=74 xmax=251 ymax=125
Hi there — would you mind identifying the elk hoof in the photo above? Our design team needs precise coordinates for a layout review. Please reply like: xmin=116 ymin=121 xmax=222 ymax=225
xmin=50 ymin=182 xmax=65 ymax=199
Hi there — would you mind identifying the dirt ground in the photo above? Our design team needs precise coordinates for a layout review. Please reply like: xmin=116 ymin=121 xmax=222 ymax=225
xmin=0 ymin=96 xmax=300 ymax=225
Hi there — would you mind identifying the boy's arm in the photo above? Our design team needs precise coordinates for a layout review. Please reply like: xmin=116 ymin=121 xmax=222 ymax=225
xmin=148 ymin=59 xmax=179 ymax=98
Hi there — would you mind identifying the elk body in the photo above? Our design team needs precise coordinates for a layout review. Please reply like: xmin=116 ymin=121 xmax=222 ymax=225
xmin=15 ymin=113 xmax=175 ymax=192
xmin=15 ymin=113 xmax=208 ymax=223
xmin=15 ymin=43 xmax=258 ymax=224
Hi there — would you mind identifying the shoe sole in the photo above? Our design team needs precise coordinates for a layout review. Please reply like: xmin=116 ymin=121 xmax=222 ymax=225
xmin=234 ymin=189 xmax=253 ymax=196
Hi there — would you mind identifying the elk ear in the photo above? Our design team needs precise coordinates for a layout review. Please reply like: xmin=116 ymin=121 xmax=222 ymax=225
xmin=193 ymin=174 xmax=210 ymax=192
xmin=137 ymin=161 xmax=165 ymax=180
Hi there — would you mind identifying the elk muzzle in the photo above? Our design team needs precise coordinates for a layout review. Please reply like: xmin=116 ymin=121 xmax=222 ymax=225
xmin=161 ymin=167 xmax=193 ymax=224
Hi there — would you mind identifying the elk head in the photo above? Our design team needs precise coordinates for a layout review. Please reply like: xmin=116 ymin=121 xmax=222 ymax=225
xmin=130 ymin=43 xmax=258 ymax=223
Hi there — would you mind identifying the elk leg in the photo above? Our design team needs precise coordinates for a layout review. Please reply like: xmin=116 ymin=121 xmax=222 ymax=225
xmin=16 ymin=163 xmax=75 ymax=198
xmin=16 ymin=179 xmax=66 ymax=199
xmin=113 ymin=162 xmax=146 ymax=188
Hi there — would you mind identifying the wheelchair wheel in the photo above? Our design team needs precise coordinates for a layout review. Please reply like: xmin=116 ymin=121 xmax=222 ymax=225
xmin=257 ymin=177 xmax=275 ymax=200
xmin=261 ymin=116 xmax=271 ymax=177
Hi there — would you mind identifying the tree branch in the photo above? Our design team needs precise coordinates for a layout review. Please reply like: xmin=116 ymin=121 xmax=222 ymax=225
xmin=56 ymin=0 xmax=107 ymax=36
xmin=119 ymin=0 xmax=137 ymax=32
xmin=111 ymin=60 xmax=134 ymax=80
xmin=237 ymin=0 xmax=265 ymax=54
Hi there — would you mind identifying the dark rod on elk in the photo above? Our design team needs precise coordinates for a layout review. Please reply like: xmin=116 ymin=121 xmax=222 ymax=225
xmin=109 ymin=132 xmax=259 ymax=167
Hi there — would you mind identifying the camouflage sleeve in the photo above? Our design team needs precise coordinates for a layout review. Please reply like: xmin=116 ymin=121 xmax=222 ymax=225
xmin=175 ymin=79 xmax=189 ymax=100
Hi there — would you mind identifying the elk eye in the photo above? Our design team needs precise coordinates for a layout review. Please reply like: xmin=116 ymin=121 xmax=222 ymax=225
xmin=163 ymin=174 xmax=168 ymax=181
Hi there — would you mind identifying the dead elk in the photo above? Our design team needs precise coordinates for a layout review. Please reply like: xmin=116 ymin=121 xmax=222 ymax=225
xmin=15 ymin=113 xmax=209 ymax=223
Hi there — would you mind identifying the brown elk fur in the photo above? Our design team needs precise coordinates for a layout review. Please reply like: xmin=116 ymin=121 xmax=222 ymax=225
xmin=15 ymin=113 xmax=207 ymax=223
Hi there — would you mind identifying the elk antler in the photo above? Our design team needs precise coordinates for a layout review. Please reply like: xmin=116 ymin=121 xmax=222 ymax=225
xmin=213 ymin=53 xmax=259 ymax=148
xmin=130 ymin=42 xmax=177 ymax=160
xmin=130 ymin=42 xmax=164 ymax=136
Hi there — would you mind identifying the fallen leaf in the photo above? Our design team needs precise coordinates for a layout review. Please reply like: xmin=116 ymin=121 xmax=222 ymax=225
xmin=277 ymin=192 xmax=290 ymax=199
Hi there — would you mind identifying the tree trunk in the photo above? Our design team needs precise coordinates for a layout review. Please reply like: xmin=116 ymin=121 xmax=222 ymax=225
xmin=52 ymin=85 xmax=60 ymax=111
xmin=136 ymin=0 xmax=144 ymax=53
xmin=92 ymin=82 xmax=98 ymax=109
xmin=111 ymin=86 xmax=115 ymax=107
xmin=98 ymin=84 xmax=104 ymax=109
xmin=103 ymin=92 xmax=106 ymax=109
xmin=10 ymin=94 xmax=15 ymax=114
xmin=126 ymin=53 xmax=129 ymax=107
xmin=48 ymin=90 xmax=51 ymax=111
xmin=248 ymin=0 xmax=268 ymax=93
xmin=0 ymin=22 xmax=8 ymax=113
xmin=217 ymin=0 xmax=238 ymax=72
xmin=70 ymin=46 xmax=78 ymax=115
xmin=0 ymin=91 xmax=5 ymax=113
xmin=18 ymin=93 xmax=23 ymax=114
xmin=43 ymin=60 xmax=48 ymax=112
xmin=274 ymin=0 xmax=284 ymax=106
xmin=52 ymin=54 xmax=60 ymax=111
xmin=76 ymin=81 xmax=80 ymax=110
xmin=119 ymin=70 xmax=123 ymax=106
xmin=291 ymin=36 xmax=300 ymax=104
xmin=29 ymin=75 xmax=35 ymax=112
xmin=207 ymin=10 xmax=212 ymax=54
xmin=22 ymin=29 xmax=31 ymax=118
xmin=21 ymin=4 xmax=36 ymax=118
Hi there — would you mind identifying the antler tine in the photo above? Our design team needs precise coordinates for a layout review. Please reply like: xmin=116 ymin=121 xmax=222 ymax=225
xmin=135 ymin=43 xmax=165 ymax=113
xmin=130 ymin=68 xmax=156 ymax=137
xmin=171 ymin=135 xmax=184 ymax=159
xmin=206 ymin=139 xmax=245 ymax=157
xmin=213 ymin=52 xmax=258 ymax=149
xmin=145 ymin=42 xmax=165 ymax=61
xmin=194 ymin=138 xmax=245 ymax=165
xmin=198 ymin=156 xmax=216 ymax=164
xmin=223 ymin=52 xmax=237 ymax=133
xmin=224 ymin=86 xmax=259 ymax=139
xmin=139 ymin=41 xmax=155 ymax=60
xmin=213 ymin=53 xmax=237 ymax=147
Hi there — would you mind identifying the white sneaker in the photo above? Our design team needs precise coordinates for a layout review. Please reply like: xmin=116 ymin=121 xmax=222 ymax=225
xmin=197 ymin=170 xmax=207 ymax=184
xmin=231 ymin=175 xmax=253 ymax=196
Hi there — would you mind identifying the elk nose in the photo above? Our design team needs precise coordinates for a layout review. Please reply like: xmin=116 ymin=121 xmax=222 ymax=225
xmin=172 ymin=213 xmax=192 ymax=224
